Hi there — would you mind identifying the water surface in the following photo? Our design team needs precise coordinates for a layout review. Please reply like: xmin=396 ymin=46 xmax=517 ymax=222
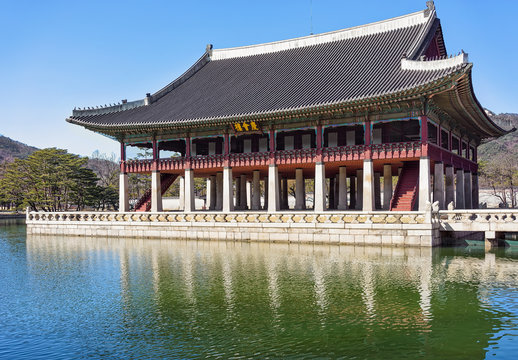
xmin=1 ymin=220 xmax=517 ymax=359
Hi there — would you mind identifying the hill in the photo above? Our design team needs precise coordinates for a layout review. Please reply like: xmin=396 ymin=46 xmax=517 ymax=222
xmin=478 ymin=111 xmax=518 ymax=161
xmin=0 ymin=135 xmax=38 ymax=162
xmin=0 ymin=136 xmax=118 ymax=183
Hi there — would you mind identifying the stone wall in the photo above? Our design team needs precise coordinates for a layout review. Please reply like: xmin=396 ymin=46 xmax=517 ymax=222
xmin=26 ymin=211 xmax=441 ymax=247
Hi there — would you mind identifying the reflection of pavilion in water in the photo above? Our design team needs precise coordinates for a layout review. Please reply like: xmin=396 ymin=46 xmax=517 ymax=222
xmin=26 ymin=235 xmax=514 ymax=356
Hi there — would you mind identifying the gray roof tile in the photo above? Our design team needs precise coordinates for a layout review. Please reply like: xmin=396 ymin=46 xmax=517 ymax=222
xmin=69 ymin=7 xmax=466 ymax=129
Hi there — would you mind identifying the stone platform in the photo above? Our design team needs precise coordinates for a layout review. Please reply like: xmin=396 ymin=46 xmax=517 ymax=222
xmin=26 ymin=210 xmax=441 ymax=247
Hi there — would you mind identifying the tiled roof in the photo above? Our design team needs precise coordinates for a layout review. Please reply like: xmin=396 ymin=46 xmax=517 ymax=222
xmin=67 ymin=4 xmax=470 ymax=131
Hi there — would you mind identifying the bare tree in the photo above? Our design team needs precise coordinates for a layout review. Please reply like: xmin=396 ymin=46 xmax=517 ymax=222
xmin=479 ymin=154 xmax=518 ymax=208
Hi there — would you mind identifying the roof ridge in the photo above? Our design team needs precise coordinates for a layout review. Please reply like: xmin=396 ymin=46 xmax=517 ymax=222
xmin=401 ymin=52 xmax=469 ymax=71
xmin=211 ymin=6 xmax=434 ymax=61
xmin=152 ymin=50 xmax=211 ymax=102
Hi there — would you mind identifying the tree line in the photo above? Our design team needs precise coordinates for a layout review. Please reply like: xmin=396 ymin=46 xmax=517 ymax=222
xmin=479 ymin=154 xmax=518 ymax=208
xmin=0 ymin=148 xmax=118 ymax=211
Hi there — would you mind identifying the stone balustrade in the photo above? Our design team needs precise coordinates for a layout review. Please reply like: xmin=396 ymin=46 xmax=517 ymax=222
xmin=27 ymin=210 xmax=432 ymax=225
xmin=26 ymin=210 xmax=440 ymax=247
xmin=439 ymin=209 xmax=518 ymax=237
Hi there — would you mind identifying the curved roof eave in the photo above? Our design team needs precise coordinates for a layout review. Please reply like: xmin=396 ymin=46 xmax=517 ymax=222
xmin=464 ymin=71 xmax=510 ymax=138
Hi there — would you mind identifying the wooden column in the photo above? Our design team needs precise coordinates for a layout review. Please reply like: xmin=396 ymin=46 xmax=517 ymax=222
xmin=120 ymin=141 xmax=126 ymax=173
xmin=420 ymin=116 xmax=428 ymax=142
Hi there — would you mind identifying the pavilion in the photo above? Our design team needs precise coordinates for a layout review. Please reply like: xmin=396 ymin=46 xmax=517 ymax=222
xmin=67 ymin=1 xmax=507 ymax=214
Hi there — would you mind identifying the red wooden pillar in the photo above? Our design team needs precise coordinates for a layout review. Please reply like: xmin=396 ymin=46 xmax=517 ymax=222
xmin=437 ymin=124 xmax=441 ymax=147
xmin=420 ymin=115 xmax=428 ymax=142
xmin=419 ymin=115 xmax=428 ymax=156
xmin=364 ymin=119 xmax=371 ymax=158
xmin=223 ymin=133 xmax=229 ymax=167
xmin=152 ymin=138 xmax=159 ymax=171
xmin=120 ymin=141 xmax=126 ymax=173
xmin=316 ymin=124 xmax=322 ymax=161
xmin=448 ymin=130 xmax=452 ymax=152
xmin=269 ymin=129 xmax=276 ymax=164
xmin=269 ymin=129 xmax=275 ymax=152
xmin=187 ymin=136 xmax=192 ymax=158
xmin=224 ymin=133 xmax=229 ymax=155
xmin=316 ymin=125 xmax=322 ymax=149
xmin=184 ymin=136 xmax=191 ymax=169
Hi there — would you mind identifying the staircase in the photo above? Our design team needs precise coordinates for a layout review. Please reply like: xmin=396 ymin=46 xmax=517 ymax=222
xmin=390 ymin=162 xmax=419 ymax=211
xmin=135 ymin=173 xmax=178 ymax=212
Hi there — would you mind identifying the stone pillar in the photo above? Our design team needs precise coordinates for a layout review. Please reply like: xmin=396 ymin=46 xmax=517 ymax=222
xmin=362 ymin=160 xmax=374 ymax=211
xmin=329 ymin=177 xmax=335 ymax=210
xmin=464 ymin=171 xmax=472 ymax=210
xmin=206 ymin=178 xmax=212 ymax=210
xmin=252 ymin=170 xmax=261 ymax=210
xmin=216 ymin=172 xmax=223 ymax=210
xmin=263 ymin=176 xmax=268 ymax=210
xmin=240 ymin=174 xmax=247 ymax=210
xmin=209 ymin=175 xmax=216 ymax=210
xmin=184 ymin=169 xmax=195 ymax=212
xmin=356 ymin=169 xmax=363 ymax=210
xmin=338 ymin=166 xmax=347 ymax=210
xmin=433 ymin=162 xmax=445 ymax=209
xmin=456 ymin=169 xmax=465 ymax=209
xmin=223 ymin=167 xmax=234 ymax=212
xmin=334 ymin=174 xmax=339 ymax=209
xmin=314 ymin=162 xmax=326 ymax=212
xmin=349 ymin=176 xmax=356 ymax=209
xmin=418 ymin=157 xmax=431 ymax=211
xmin=268 ymin=165 xmax=280 ymax=212
xmin=119 ymin=173 xmax=129 ymax=212
xmin=235 ymin=177 xmax=241 ymax=208
xmin=295 ymin=168 xmax=305 ymax=210
xmin=179 ymin=176 xmax=185 ymax=210
xmin=374 ymin=172 xmax=381 ymax=210
xmin=472 ymin=172 xmax=479 ymax=209
xmin=445 ymin=166 xmax=454 ymax=208
xmin=383 ymin=164 xmax=392 ymax=210
xmin=151 ymin=171 xmax=163 ymax=212
xmin=281 ymin=177 xmax=288 ymax=210
xmin=246 ymin=180 xmax=252 ymax=210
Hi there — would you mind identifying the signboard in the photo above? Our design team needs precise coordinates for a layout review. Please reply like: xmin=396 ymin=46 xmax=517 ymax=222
xmin=232 ymin=120 xmax=260 ymax=133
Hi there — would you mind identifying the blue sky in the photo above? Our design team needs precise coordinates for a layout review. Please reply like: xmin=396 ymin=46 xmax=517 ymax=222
xmin=0 ymin=0 xmax=517 ymax=157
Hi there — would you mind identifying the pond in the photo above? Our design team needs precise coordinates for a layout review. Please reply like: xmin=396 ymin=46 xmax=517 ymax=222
xmin=1 ymin=220 xmax=517 ymax=359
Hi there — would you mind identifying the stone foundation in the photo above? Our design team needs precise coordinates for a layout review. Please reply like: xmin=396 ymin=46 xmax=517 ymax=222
xmin=26 ymin=211 xmax=441 ymax=247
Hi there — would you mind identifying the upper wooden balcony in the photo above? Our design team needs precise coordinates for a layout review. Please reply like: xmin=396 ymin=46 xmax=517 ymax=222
xmin=121 ymin=141 xmax=476 ymax=173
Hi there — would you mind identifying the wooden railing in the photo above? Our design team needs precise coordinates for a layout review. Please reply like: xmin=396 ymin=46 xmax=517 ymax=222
xmin=121 ymin=141 xmax=475 ymax=173
xmin=275 ymin=148 xmax=317 ymax=164
xmin=427 ymin=143 xmax=477 ymax=172
xmin=371 ymin=141 xmax=422 ymax=160
xmin=230 ymin=152 xmax=270 ymax=167
xmin=323 ymin=145 xmax=365 ymax=162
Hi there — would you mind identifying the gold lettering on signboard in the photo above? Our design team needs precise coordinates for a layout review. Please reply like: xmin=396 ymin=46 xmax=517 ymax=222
xmin=233 ymin=121 xmax=261 ymax=133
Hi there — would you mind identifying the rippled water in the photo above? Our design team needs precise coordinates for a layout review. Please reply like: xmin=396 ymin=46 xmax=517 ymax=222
xmin=1 ymin=220 xmax=517 ymax=359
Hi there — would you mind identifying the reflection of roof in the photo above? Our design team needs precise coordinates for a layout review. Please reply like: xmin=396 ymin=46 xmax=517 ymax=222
xmin=66 ymin=2 xmax=507 ymax=138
